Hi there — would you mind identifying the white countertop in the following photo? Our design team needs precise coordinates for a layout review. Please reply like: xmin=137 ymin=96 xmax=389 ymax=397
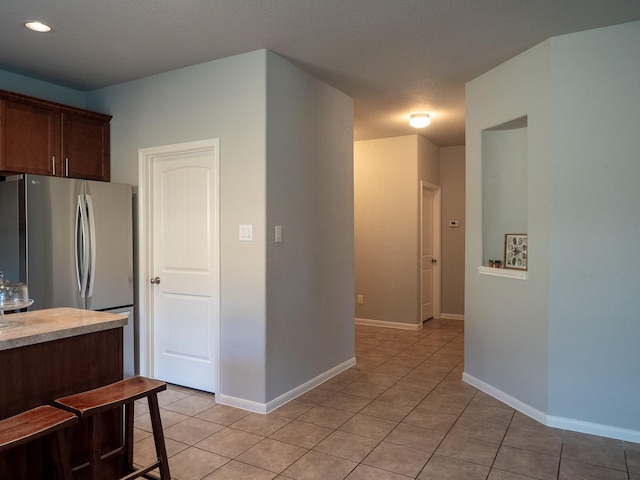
xmin=0 ymin=307 xmax=128 ymax=351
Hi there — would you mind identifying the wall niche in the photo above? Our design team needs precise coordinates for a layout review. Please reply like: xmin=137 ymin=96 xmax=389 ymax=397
xmin=482 ymin=116 xmax=528 ymax=269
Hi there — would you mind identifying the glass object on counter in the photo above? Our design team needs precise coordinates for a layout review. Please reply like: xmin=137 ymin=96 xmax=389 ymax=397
xmin=0 ymin=271 xmax=34 ymax=328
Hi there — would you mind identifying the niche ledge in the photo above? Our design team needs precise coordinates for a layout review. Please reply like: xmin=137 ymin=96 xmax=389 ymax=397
xmin=478 ymin=266 xmax=528 ymax=280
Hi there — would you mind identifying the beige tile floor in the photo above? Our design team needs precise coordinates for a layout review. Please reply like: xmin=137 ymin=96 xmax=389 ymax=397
xmin=133 ymin=319 xmax=640 ymax=480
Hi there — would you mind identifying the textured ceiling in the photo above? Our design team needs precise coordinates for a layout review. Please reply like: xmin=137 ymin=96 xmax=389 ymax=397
xmin=1 ymin=1 xmax=639 ymax=146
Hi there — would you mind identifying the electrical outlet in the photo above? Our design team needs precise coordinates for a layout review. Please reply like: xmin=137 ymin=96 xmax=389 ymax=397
xmin=357 ymin=295 xmax=364 ymax=305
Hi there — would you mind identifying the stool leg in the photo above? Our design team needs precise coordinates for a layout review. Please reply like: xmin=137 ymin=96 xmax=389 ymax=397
xmin=147 ymin=394 xmax=170 ymax=479
xmin=124 ymin=402 xmax=135 ymax=472
xmin=52 ymin=429 xmax=73 ymax=480
xmin=88 ymin=416 xmax=101 ymax=480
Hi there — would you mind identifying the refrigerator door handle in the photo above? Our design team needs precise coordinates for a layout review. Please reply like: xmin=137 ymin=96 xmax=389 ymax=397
xmin=75 ymin=194 xmax=90 ymax=297
xmin=86 ymin=194 xmax=97 ymax=298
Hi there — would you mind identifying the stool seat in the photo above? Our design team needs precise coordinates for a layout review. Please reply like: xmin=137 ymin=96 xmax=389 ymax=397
xmin=55 ymin=376 xmax=166 ymax=418
xmin=0 ymin=405 xmax=77 ymax=479
xmin=55 ymin=376 xmax=170 ymax=480
xmin=0 ymin=405 xmax=77 ymax=452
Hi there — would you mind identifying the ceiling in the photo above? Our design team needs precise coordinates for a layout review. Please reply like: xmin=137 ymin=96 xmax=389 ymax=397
xmin=2 ymin=1 xmax=639 ymax=146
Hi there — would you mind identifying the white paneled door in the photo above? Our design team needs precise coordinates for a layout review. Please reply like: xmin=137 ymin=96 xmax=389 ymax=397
xmin=145 ymin=139 xmax=219 ymax=392
xmin=421 ymin=188 xmax=435 ymax=321
xmin=421 ymin=182 xmax=441 ymax=322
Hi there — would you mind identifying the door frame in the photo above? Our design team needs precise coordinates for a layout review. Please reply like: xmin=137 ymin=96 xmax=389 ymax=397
xmin=420 ymin=181 xmax=442 ymax=321
xmin=137 ymin=138 xmax=220 ymax=382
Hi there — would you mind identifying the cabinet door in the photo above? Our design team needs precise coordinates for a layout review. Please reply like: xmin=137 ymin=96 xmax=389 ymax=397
xmin=62 ymin=113 xmax=110 ymax=181
xmin=0 ymin=100 xmax=58 ymax=175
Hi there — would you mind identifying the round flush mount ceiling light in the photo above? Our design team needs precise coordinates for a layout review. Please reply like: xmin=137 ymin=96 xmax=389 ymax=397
xmin=24 ymin=21 xmax=52 ymax=33
xmin=409 ymin=113 xmax=431 ymax=128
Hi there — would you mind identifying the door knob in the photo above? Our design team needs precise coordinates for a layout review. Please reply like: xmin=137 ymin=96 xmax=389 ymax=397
xmin=431 ymin=258 xmax=438 ymax=264
xmin=150 ymin=277 xmax=161 ymax=284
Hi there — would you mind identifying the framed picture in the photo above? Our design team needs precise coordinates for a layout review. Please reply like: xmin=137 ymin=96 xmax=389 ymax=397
xmin=504 ymin=234 xmax=527 ymax=270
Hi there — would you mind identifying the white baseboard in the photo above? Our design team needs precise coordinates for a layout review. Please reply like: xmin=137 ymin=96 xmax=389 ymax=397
xmin=546 ymin=415 xmax=640 ymax=443
xmin=217 ymin=357 xmax=357 ymax=414
xmin=462 ymin=372 xmax=547 ymax=424
xmin=440 ymin=313 xmax=464 ymax=321
xmin=355 ymin=317 xmax=422 ymax=330
xmin=463 ymin=372 xmax=640 ymax=443
xmin=215 ymin=394 xmax=268 ymax=414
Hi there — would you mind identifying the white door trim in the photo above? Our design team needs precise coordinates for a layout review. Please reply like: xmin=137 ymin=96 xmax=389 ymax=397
xmin=137 ymin=138 xmax=220 ymax=384
xmin=420 ymin=181 xmax=442 ymax=320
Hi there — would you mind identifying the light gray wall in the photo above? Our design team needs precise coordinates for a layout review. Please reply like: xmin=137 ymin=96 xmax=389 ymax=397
xmin=354 ymin=136 xmax=419 ymax=325
xmin=440 ymin=146 xmax=465 ymax=316
xmin=86 ymin=51 xmax=269 ymax=403
xmin=354 ymin=135 xmax=440 ymax=327
xmin=482 ymin=128 xmax=528 ymax=264
xmin=547 ymin=22 xmax=640 ymax=433
xmin=87 ymin=49 xmax=355 ymax=406
xmin=466 ymin=21 xmax=640 ymax=440
xmin=418 ymin=135 xmax=441 ymax=186
xmin=465 ymin=40 xmax=551 ymax=414
xmin=264 ymin=52 xmax=354 ymax=401
xmin=0 ymin=70 xmax=85 ymax=107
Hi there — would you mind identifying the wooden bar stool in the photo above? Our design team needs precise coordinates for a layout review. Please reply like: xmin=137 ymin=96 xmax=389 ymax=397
xmin=0 ymin=405 xmax=78 ymax=480
xmin=55 ymin=376 xmax=170 ymax=480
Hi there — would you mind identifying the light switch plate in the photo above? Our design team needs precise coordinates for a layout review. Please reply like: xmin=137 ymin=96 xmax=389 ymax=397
xmin=239 ymin=224 xmax=253 ymax=241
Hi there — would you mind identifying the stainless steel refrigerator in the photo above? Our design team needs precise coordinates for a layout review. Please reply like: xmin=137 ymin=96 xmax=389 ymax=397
xmin=0 ymin=174 xmax=136 ymax=376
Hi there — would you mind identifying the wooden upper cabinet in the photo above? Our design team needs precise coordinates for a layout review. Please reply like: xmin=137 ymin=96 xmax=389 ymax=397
xmin=0 ymin=99 xmax=58 ymax=176
xmin=62 ymin=112 xmax=110 ymax=181
xmin=0 ymin=90 xmax=111 ymax=181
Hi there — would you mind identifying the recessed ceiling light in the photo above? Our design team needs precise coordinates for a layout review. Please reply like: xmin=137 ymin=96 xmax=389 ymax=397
xmin=409 ymin=113 xmax=431 ymax=128
xmin=24 ymin=21 xmax=52 ymax=33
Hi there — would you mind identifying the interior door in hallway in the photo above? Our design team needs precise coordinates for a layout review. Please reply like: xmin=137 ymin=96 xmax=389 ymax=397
xmin=421 ymin=185 xmax=437 ymax=321
xmin=149 ymin=140 xmax=219 ymax=392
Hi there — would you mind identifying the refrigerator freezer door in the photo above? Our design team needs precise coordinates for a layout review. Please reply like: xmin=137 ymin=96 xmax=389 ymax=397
xmin=26 ymin=175 xmax=86 ymax=310
xmin=84 ymin=180 xmax=133 ymax=310
xmin=0 ymin=178 xmax=22 ymax=284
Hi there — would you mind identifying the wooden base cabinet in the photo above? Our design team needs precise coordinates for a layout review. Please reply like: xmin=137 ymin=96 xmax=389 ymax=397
xmin=0 ymin=328 xmax=124 ymax=480
xmin=0 ymin=90 xmax=111 ymax=181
